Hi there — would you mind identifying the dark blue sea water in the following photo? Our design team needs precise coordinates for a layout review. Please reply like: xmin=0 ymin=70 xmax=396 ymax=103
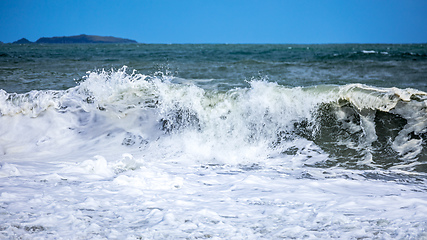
xmin=1 ymin=44 xmax=426 ymax=93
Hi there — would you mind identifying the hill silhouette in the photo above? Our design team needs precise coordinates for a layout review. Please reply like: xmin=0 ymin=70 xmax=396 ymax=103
xmin=35 ymin=34 xmax=137 ymax=44
xmin=13 ymin=38 xmax=32 ymax=44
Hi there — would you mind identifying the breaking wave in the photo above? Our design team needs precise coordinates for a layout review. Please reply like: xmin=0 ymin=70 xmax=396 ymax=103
xmin=1 ymin=67 xmax=426 ymax=173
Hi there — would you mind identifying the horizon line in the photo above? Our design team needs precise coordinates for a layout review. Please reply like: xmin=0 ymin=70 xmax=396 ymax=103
xmin=2 ymin=40 xmax=427 ymax=45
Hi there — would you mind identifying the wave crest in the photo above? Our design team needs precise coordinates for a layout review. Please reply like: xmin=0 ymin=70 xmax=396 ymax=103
xmin=0 ymin=68 xmax=426 ymax=172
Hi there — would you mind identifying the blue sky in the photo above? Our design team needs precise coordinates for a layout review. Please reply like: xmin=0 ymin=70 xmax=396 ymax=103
xmin=1 ymin=0 xmax=426 ymax=44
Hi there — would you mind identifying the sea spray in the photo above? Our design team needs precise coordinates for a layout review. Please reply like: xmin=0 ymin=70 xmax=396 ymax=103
xmin=1 ymin=67 xmax=426 ymax=172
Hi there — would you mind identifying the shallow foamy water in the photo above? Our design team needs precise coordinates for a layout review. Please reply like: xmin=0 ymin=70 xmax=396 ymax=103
xmin=1 ymin=152 xmax=427 ymax=239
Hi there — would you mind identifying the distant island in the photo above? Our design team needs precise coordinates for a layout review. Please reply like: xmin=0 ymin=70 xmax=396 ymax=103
xmin=13 ymin=38 xmax=32 ymax=44
xmin=11 ymin=34 xmax=137 ymax=44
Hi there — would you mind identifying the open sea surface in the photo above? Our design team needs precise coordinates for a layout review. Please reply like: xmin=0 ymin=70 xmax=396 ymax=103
xmin=1 ymin=43 xmax=427 ymax=239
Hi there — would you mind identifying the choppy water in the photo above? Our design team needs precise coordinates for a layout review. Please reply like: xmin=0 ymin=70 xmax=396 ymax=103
xmin=1 ymin=44 xmax=427 ymax=239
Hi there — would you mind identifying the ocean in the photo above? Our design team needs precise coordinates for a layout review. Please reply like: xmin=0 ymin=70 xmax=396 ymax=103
xmin=0 ymin=43 xmax=426 ymax=239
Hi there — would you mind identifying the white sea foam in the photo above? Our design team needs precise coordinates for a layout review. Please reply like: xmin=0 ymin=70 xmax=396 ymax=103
xmin=362 ymin=50 xmax=377 ymax=54
xmin=0 ymin=68 xmax=426 ymax=239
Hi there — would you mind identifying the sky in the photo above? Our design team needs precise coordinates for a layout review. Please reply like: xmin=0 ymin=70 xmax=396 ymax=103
xmin=1 ymin=0 xmax=426 ymax=44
